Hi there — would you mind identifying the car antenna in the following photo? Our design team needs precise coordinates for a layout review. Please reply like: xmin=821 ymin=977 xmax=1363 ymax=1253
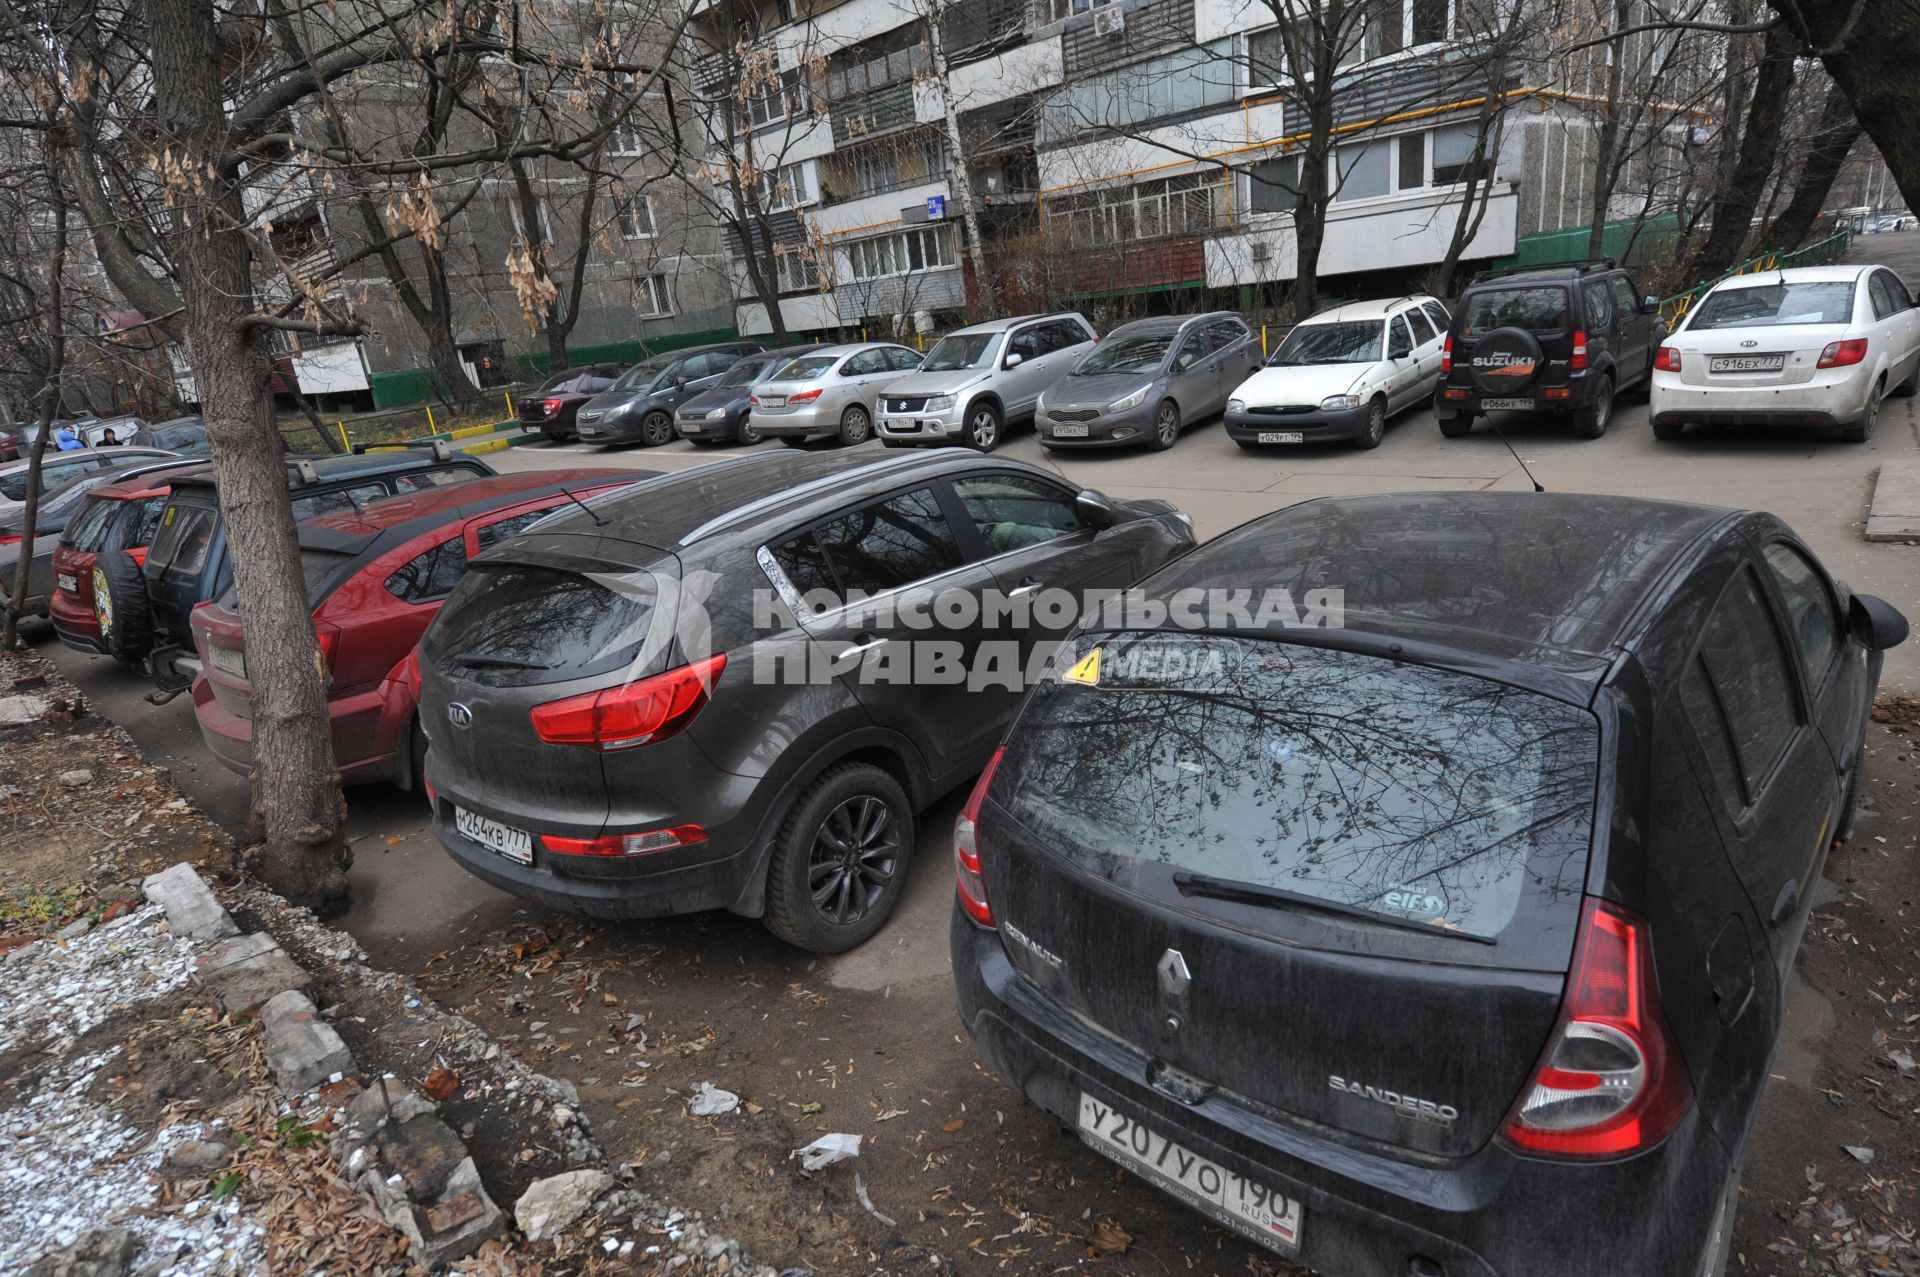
xmin=557 ymin=485 xmax=607 ymax=527
xmin=1484 ymin=416 xmax=1546 ymax=492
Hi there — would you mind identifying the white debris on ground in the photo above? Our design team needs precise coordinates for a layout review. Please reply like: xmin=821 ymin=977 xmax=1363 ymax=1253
xmin=0 ymin=903 xmax=266 ymax=1275
xmin=0 ymin=903 xmax=197 ymax=1054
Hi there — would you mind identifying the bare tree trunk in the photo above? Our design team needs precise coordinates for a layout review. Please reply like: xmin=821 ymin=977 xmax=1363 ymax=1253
xmin=1584 ymin=0 xmax=1632 ymax=260
xmin=1773 ymin=1 xmax=1920 ymax=215
xmin=148 ymin=0 xmax=350 ymax=914
xmin=925 ymin=1 xmax=996 ymax=316
xmin=508 ymin=156 xmax=572 ymax=372
xmin=3 ymin=145 xmax=68 ymax=653
xmin=1687 ymin=20 xmax=1800 ymax=278
xmin=1436 ymin=99 xmax=1504 ymax=297
xmin=1763 ymin=88 xmax=1864 ymax=250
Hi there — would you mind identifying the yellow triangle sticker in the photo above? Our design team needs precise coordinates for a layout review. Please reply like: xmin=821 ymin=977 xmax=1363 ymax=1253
xmin=1062 ymin=647 xmax=1101 ymax=686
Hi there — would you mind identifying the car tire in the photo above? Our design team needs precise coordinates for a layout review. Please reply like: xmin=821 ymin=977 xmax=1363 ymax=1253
xmin=94 ymin=550 xmax=155 ymax=664
xmin=409 ymin=719 xmax=429 ymax=799
xmin=1697 ymin=1163 xmax=1741 ymax=1277
xmin=1573 ymin=375 xmax=1615 ymax=439
xmin=780 ymin=436 xmax=810 ymax=448
xmin=1148 ymin=401 xmax=1181 ymax=451
xmin=964 ymin=402 xmax=1003 ymax=452
xmin=839 ymin=405 xmax=873 ymax=446
xmin=1653 ymin=417 xmax=1686 ymax=441
xmin=763 ymin=762 xmax=915 ymax=954
xmin=1840 ymin=383 xmax=1881 ymax=443
xmin=1437 ymin=413 xmax=1473 ymax=438
xmin=1354 ymin=397 xmax=1387 ymax=450
xmin=639 ymin=410 xmax=675 ymax=447
xmin=737 ymin=417 xmax=761 ymax=445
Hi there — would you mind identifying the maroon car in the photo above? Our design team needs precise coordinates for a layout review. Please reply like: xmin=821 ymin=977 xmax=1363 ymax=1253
xmin=519 ymin=364 xmax=625 ymax=442
xmin=189 ymin=468 xmax=652 ymax=790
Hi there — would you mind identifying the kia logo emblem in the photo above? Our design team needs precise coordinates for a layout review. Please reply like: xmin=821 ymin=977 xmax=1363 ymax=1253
xmin=1740 ymin=339 xmax=1759 ymax=347
xmin=447 ymin=703 xmax=473 ymax=729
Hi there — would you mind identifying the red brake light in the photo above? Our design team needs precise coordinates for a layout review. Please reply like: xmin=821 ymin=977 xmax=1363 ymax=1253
xmin=129 ymin=547 xmax=149 ymax=567
xmin=541 ymin=398 xmax=562 ymax=415
xmin=954 ymin=746 xmax=1003 ymax=927
xmin=1653 ymin=346 xmax=1681 ymax=373
xmin=1440 ymin=334 xmax=1453 ymax=375
xmin=314 ymin=621 xmax=340 ymax=671
xmin=530 ymin=654 xmax=726 ymax=751
xmin=540 ymin=824 xmax=707 ymax=857
xmin=1500 ymin=898 xmax=1692 ymax=1159
xmin=0 ymin=534 xmax=20 ymax=546
xmin=1571 ymin=331 xmax=1588 ymax=371
xmin=1817 ymin=338 xmax=1868 ymax=369
xmin=790 ymin=388 xmax=823 ymax=404
xmin=405 ymin=647 xmax=423 ymax=700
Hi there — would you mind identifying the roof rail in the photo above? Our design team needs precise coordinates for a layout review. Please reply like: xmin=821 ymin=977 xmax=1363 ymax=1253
xmin=1470 ymin=258 xmax=1619 ymax=284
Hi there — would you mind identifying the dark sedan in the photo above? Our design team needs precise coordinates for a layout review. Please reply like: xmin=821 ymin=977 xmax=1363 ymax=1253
xmin=674 ymin=346 xmax=831 ymax=445
xmin=519 ymin=364 xmax=625 ymax=442
xmin=576 ymin=342 xmax=766 ymax=446
xmin=416 ymin=450 xmax=1196 ymax=953
xmin=953 ymin=491 xmax=1906 ymax=1277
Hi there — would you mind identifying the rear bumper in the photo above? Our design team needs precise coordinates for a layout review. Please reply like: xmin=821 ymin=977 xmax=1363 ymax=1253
xmin=750 ymin=405 xmax=836 ymax=439
xmin=49 ymin=590 xmax=106 ymax=655
xmin=192 ymin=676 xmax=402 ymax=786
xmin=951 ymin=909 xmax=1729 ymax=1277
xmin=1649 ymin=376 xmax=1872 ymax=428
xmin=1224 ymin=404 xmax=1371 ymax=443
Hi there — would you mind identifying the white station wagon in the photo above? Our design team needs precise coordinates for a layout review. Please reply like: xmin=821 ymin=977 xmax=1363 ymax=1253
xmin=1649 ymin=264 xmax=1920 ymax=443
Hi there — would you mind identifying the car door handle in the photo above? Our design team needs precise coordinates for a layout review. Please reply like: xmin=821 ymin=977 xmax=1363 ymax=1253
xmin=1008 ymin=577 xmax=1042 ymax=597
xmin=835 ymin=634 xmax=888 ymax=659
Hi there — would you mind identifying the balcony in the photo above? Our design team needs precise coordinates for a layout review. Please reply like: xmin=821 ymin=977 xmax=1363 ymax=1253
xmin=943 ymin=0 xmax=1028 ymax=59
xmin=1061 ymin=0 xmax=1194 ymax=78
xmin=830 ymin=80 xmax=917 ymax=145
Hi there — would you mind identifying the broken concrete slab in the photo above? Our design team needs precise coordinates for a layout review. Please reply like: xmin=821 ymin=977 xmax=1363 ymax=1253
xmin=1866 ymin=460 xmax=1920 ymax=542
xmin=194 ymin=933 xmax=311 ymax=1019
xmin=259 ymin=989 xmax=353 ymax=1092
xmin=514 ymin=1169 xmax=612 ymax=1242
xmin=140 ymin=863 xmax=238 ymax=943
xmin=362 ymin=1153 xmax=506 ymax=1268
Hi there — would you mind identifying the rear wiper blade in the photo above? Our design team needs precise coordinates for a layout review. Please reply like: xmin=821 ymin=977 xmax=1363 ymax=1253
xmin=449 ymin=651 xmax=549 ymax=670
xmin=1171 ymin=870 xmax=1494 ymax=944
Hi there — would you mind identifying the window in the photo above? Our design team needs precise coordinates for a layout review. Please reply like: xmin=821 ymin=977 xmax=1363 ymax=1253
xmin=747 ymin=68 xmax=806 ymax=128
xmin=1610 ymin=276 xmax=1642 ymax=321
xmin=385 ymin=535 xmax=467 ymax=603
xmin=292 ymin=483 xmax=386 ymax=521
xmin=1694 ymin=568 xmax=1801 ymax=799
xmin=1205 ymin=318 xmax=1250 ymax=351
xmin=1687 ymin=280 xmax=1856 ymax=330
xmin=1333 ymin=139 xmax=1391 ymax=202
xmin=634 ymin=273 xmax=674 ymax=317
xmin=773 ymin=246 xmax=819 ymax=293
xmin=1421 ymin=300 xmax=1451 ymax=332
xmin=952 ymin=474 xmax=1085 ymax=552
xmin=476 ymin=507 xmax=557 ymax=551
xmin=1462 ymin=286 xmax=1569 ymax=335
xmin=394 ymin=468 xmax=469 ymax=492
xmin=846 ymin=226 xmax=955 ymax=281
xmin=885 ymin=346 xmax=923 ymax=371
xmin=1388 ymin=314 xmax=1415 ymax=355
xmin=63 ymin=496 xmax=119 ymax=552
xmin=1761 ymin=542 xmax=1841 ymax=681
xmin=1174 ymin=329 xmax=1211 ymax=369
xmin=1247 ymin=27 xmax=1287 ymax=88
xmin=1869 ymin=271 xmax=1902 ymax=320
xmin=755 ymin=161 xmax=810 ymax=210
xmin=1430 ymin=122 xmax=1486 ymax=184
xmin=1583 ymin=281 xmax=1615 ymax=331
xmin=1397 ymin=133 xmax=1425 ymax=190
xmin=1039 ymin=320 xmax=1091 ymax=354
xmin=1249 ymin=154 xmax=1299 ymax=214
xmin=435 ymin=564 xmax=659 ymax=687
xmin=1058 ymin=174 xmax=1217 ymax=246
xmin=1368 ymin=0 xmax=1453 ymax=58
xmin=129 ymin=495 xmax=168 ymax=548
xmin=808 ymin=486 xmax=965 ymax=599
xmin=615 ymin=193 xmax=654 ymax=240
xmin=843 ymin=348 xmax=888 ymax=376
xmin=157 ymin=505 xmax=218 ymax=577
xmin=611 ymin=74 xmax=643 ymax=154
xmin=1403 ymin=305 xmax=1437 ymax=345
xmin=770 ymin=532 xmax=839 ymax=609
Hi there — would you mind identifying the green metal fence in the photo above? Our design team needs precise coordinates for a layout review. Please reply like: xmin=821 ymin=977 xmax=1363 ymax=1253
xmin=1656 ymin=231 xmax=1855 ymax=323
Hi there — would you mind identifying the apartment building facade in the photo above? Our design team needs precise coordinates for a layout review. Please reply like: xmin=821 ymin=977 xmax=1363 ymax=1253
xmin=686 ymin=0 xmax=1706 ymax=337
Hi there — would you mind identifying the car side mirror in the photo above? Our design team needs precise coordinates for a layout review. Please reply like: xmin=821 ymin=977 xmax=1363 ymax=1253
xmin=1074 ymin=488 xmax=1122 ymax=528
xmin=1643 ymin=295 xmax=1661 ymax=315
xmin=1004 ymin=352 xmax=1024 ymax=368
xmin=1388 ymin=340 xmax=1412 ymax=360
xmin=1850 ymin=593 xmax=1910 ymax=651
xmin=1174 ymin=353 xmax=1196 ymax=371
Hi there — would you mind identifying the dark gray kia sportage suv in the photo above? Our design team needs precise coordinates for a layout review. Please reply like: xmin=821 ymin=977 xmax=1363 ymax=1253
xmin=416 ymin=450 xmax=1194 ymax=952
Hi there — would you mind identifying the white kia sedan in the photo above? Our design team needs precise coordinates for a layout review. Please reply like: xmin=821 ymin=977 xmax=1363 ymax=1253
xmin=1224 ymin=295 xmax=1450 ymax=450
xmin=1649 ymin=265 xmax=1920 ymax=443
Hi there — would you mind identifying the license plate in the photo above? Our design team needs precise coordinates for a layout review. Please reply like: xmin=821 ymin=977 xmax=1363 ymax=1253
xmin=1052 ymin=424 xmax=1090 ymax=438
xmin=207 ymin=646 xmax=246 ymax=679
xmin=1257 ymin=431 xmax=1304 ymax=444
xmin=1077 ymin=1093 xmax=1303 ymax=1256
xmin=57 ymin=573 xmax=78 ymax=594
xmin=579 ymin=426 xmax=601 ymax=436
xmin=455 ymin=806 xmax=534 ymax=864
xmin=759 ymin=395 xmax=787 ymax=408
xmin=1709 ymin=354 xmax=1786 ymax=373
xmin=1481 ymin=397 xmax=1535 ymax=410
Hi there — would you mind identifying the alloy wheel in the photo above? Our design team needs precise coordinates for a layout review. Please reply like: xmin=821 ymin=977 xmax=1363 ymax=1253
xmin=968 ymin=407 xmax=1001 ymax=451
xmin=641 ymin=410 xmax=674 ymax=446
xmin=738 ymin=415 xmax=760 ymax=445
xmin=806 ymin=795 xmax=901 ymax=926
xmin=1156 ymin=403 xmax=1179 ymax=446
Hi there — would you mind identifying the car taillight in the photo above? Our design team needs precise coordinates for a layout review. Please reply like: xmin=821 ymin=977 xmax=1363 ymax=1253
xmin=0 ymin=534 xmax=19 ymax=546
xmin=541 ymin=398 xmax=562 ymax=415
xmin=1440 ymin=334 xmax=1453 ymax=375
xmin=540 ymin=825 xmax=707 ymax=857
xmin=529 ymin=653 xmax=726 ymax=751
xmin=1817 ymin=338 xmax=1868 ymax=369
xmin=1500 ymin=898 xmax=1692 ymax=1159
xmin=405 ymin=646 xmax=423 ymax=700
xmin=1653 ymin=346 xmax=1681 ymax=372
xmin=790 ymin=388 xmax=823 ymax=404
xmin=129 ymin=547 xmax=149 ymax=567
xmin=954 ymin=746 xmax=1003 ymax=927
xmin=1571 ymin=331 xmax=1588 ymax=371
xmin=748 ymin=394 xmax=760 ymax=406
xmin=314 ymin=621 xmax=340 ymax=671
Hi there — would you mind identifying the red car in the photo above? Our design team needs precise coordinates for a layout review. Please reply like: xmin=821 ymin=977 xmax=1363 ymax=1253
xmin=51 ymin=462 xmax=210 ymax=658
xmin=189 ymin=468 xmax=652 ymax=789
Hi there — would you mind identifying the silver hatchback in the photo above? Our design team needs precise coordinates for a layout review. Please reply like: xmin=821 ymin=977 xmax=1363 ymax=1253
xmin=748 ymin=343 xmax=926 ymax=447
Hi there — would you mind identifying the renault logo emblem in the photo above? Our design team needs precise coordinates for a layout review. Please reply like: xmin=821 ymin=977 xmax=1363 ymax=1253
xmin=447 ymin=703 xmax=473 ymax=728
xmin=1157 ymin=948 xmax=1191 ymax=998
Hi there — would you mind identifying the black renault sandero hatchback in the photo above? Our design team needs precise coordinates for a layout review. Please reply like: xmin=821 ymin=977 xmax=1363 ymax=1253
xmin=415 ymin=450 xmax=1195 ymax=952
xmin=952 ymin=492 xmax=1906 ymax=1277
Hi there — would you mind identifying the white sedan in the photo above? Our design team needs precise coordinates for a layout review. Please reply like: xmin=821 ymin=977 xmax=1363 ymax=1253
xmin=1649 ymin=264 xmax=1920 ymax=443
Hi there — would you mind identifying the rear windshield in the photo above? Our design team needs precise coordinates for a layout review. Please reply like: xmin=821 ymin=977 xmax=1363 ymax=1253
xmin=431 ymin=563 xmax=658 ymax=687
xmin=300 ymin=548 xmax=355 ymax=603
xmin=1462 ymin=286 xmax=1570 ymax=335
xmin=147 ymin=500 xmax=219 ymax=577
xmin=995 ymin=634 xmax=1597 ymax=944
xmin=775 ymin=356 xmax=839 ymax=381
xmin=0 ymin=460 xmax=92 ymax=502
xmin=1686 ymin=280 xmax=1856 ymax=330
xmin=717 ymin=356 xmax=775 ymax=388
xmin=62 ymin=495 xmax=119 ymax=551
